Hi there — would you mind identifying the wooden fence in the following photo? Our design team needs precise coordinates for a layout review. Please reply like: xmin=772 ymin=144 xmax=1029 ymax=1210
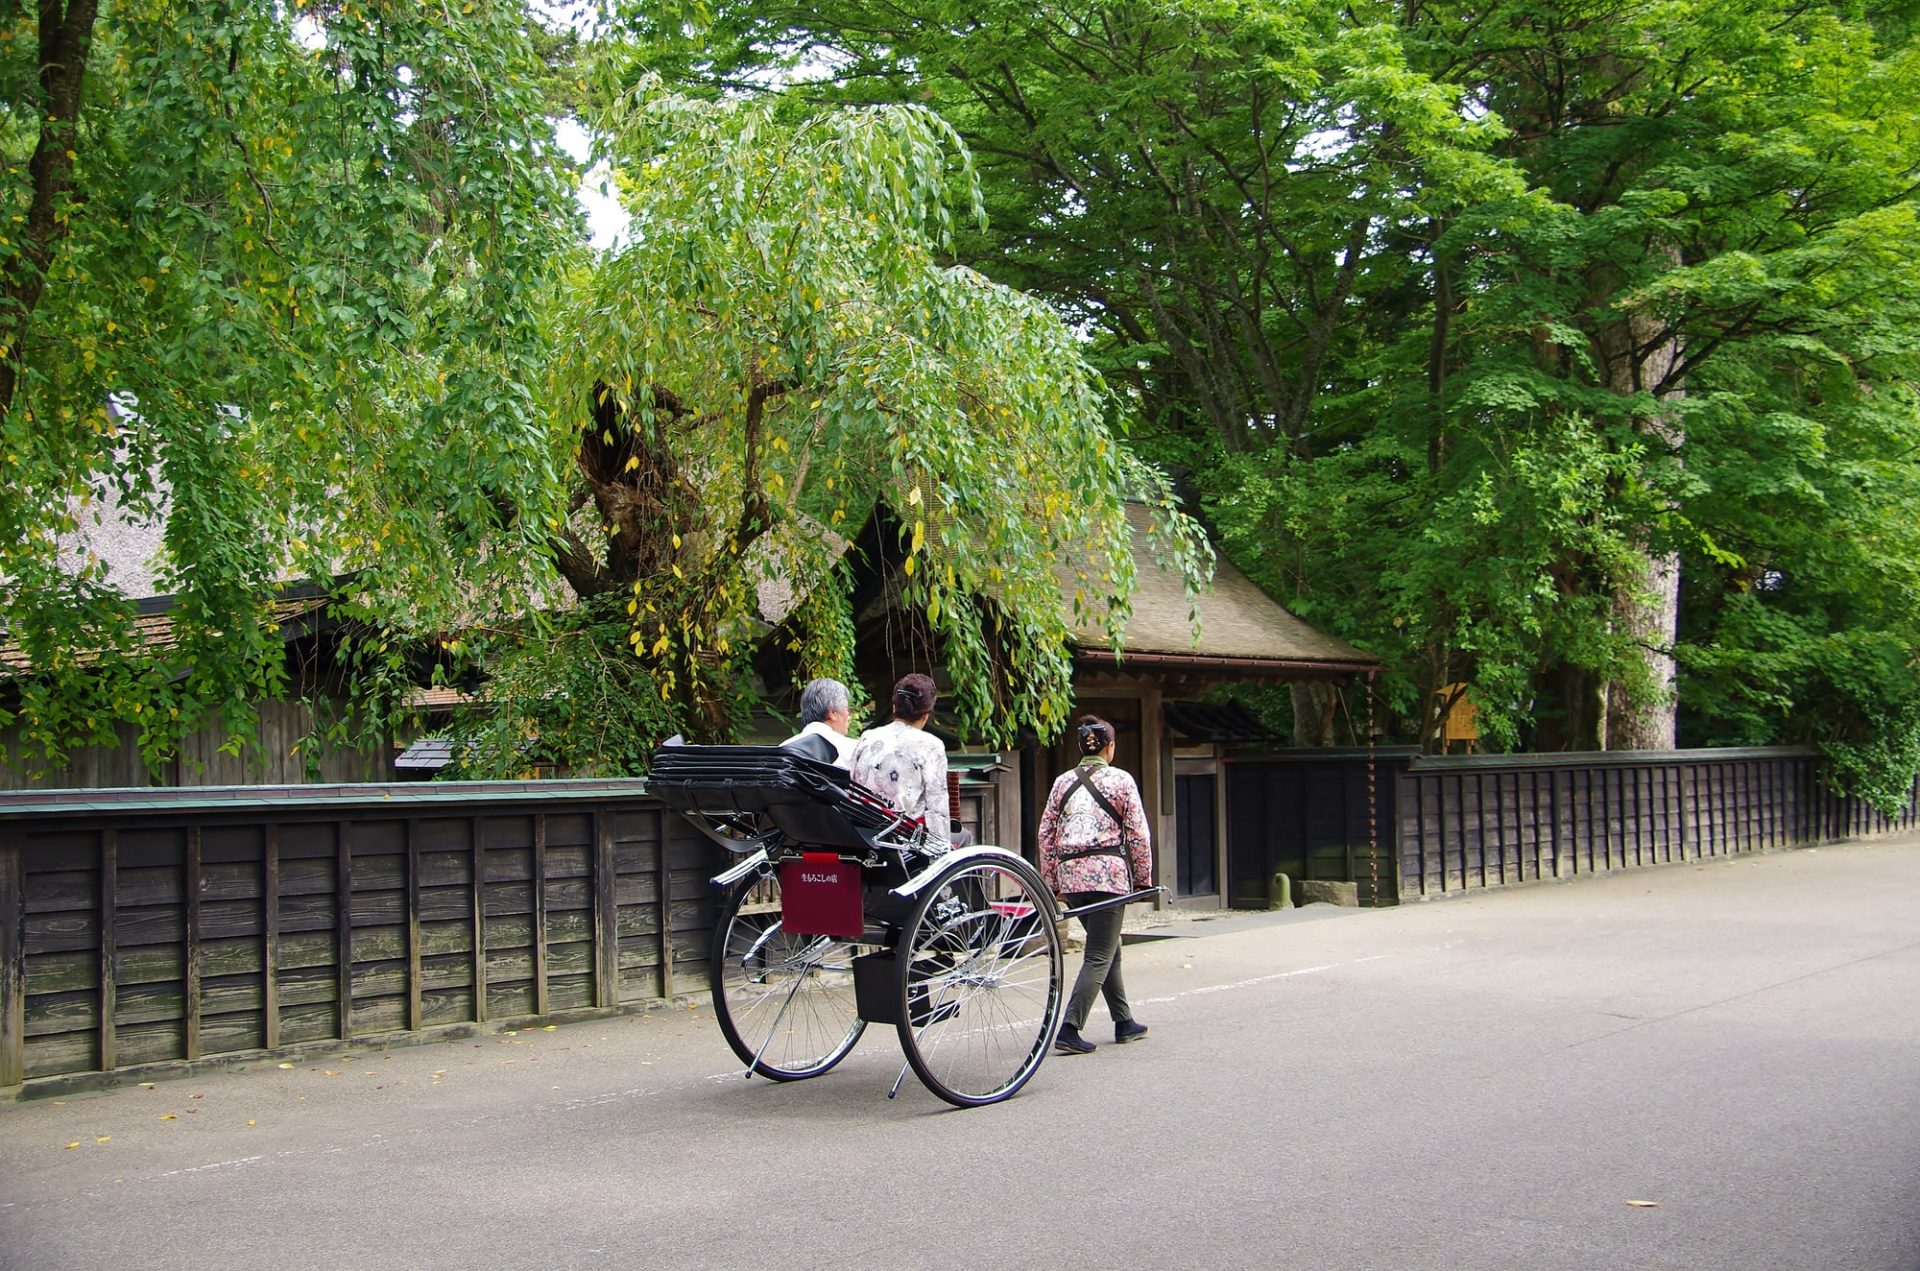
xmin=1224 ymin=745 xmax=1919 ymax=908
xmin=1 ymin=763 xmax=1014 ymax=1094
xmin=1393 ymin=747 xmax=1920 ymax=901
xmin=0 ymin=781 xmax=725 ymax=1094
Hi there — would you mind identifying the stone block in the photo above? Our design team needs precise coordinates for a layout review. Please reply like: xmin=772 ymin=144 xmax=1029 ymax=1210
xmin=1298 ymin=879 xmax=1359 ymax=907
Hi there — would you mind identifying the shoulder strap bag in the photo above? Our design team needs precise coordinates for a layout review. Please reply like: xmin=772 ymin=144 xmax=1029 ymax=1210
xmin=1051 ymin=766 xmax=1132 ymax=863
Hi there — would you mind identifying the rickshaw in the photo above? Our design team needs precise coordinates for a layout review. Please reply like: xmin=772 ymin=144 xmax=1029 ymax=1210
xmin=650 ymin=743 xmax=1153 ymax=1108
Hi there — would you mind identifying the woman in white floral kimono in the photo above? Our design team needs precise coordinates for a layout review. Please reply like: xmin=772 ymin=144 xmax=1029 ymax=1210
xmin=849 ymin=673 xmax=952 ymax=839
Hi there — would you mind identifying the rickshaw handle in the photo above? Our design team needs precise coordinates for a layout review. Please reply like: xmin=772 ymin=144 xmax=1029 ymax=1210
xmin=1057 ymin=886 xmax=1165 ymax=920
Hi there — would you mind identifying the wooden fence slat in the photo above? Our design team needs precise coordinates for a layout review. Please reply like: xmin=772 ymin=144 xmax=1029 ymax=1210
xmin=1534 ymin=773 xmax=1548 ymax=881
xmin=1655 ymin=766 xmax=1668 ymax=861
xmin=1704 ymin=763 xmax=1718 ymax=855
xmin=1679 ymin=765 xmax=1689 ymax=859
xmin=335 ymin=822 xmax=352 ymax=1041
xmin=264 ymin=825 xmax=280 ymax=1051
xmin=593 ymin=810 xmax=618 ymax=1006
xmin=405 ymin=819 xmax=422 ymax=1032
xmin=1764 ymin=760 xmax=1775 ymax=848
xmin=1566 ymin=767 xmax=1582 ymax=875
xmin=656 ymin=809 xmax=675 ymax=999
xmin=533 ymin=814 xmax=550 ymax=1017
xmin=1416 ymin=777 xmax=1430 ymax=898
xmin=1633 ymin=767 xmax=1648 ymax=867
xmin=470 ymin=818 xmax=487 ymax=1024
xmin=99 ymin=830 xmax=117 ymax=1072
xmin=1588 ymin=769 xmax=1601 ymax=872
xmin=4 ymin=834 xmax=27 ymax=1087
xmin=1480 ymin=772 xmax=1495 ymax=888
xmin=184 ymin=825 xmax=202 ymax=1061
xmin=1744 ymin=761 xmax=1757 ymax=850
xmin=1711 ymin=762 xmax=1722 ymax=853
xmin=1728 ymin=767 xmax=1743 ymax=856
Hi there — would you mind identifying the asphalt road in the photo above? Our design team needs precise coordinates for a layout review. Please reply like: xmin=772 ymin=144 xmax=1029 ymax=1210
xmin=5 ymin=837 xmax=1919 ymax=1271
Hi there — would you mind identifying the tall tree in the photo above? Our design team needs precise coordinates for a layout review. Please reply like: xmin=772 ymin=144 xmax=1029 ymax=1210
xmin=634 ymin=0 xmax=1518 ymax=741
xmin=2 ymin=5 xmax=1209 ymax=776
xmin=1395 ymin=0 xmax=1920 ymax=756
xmin=444 ymin=82 xmax=1211 ymax=772
xmin=1 ymin=0 xmax=579 ymax=770
xmin=650 ymin=0 xmax=1920 ymax=794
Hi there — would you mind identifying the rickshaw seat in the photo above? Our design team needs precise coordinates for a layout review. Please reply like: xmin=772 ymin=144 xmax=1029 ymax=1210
xmin=648 ymin=744 xmax=908 ymax=852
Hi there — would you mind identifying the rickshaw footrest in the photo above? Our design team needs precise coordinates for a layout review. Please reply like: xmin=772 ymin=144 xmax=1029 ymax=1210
xmin=853 ymin=953 xmax=900 ymax=1024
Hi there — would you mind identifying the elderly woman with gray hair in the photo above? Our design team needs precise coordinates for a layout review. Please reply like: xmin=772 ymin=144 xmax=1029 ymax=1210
xmin=782 ymin=677 xmax=856 ymax=768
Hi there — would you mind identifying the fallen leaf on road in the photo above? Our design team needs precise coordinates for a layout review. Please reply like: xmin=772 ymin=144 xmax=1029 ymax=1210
xmin=95 ymin=1136 xmax=110 ymax=1143
xmin=140 ymin=1083 xmax=156 ymax=1090
xmin=246 ymin=1119 xmax=256 ymax=1127
xmin=277 ymin=1062 xmax=294 ymax=1070
xmin=321 ymin=1069 xmax=339 ymax=1077
xmin=1625 ymin=1200 xmax=1661 ymax=1208
xmin=543 ymin=1025 xmax=557 ymax=1032
xmin=65 ymin=1142 xmax=80 ymax=1150
xmin=159 ymin=1114 xmax=176 ymax=1121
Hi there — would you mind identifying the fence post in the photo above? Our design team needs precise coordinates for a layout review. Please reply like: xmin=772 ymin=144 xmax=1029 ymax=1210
xmin=593 ymin=810 xmax=619 ymax=1007
xmin=99 ymin=830 xmax=117 ymax=1072
xmin=657 ymin=808 xmax=675 ymax=999
xmin=532 ymin=814 xmax=550 ymax=1017
xmin=266 ymin=824 xmax=283 ymax=1048
xmin=2 ymin=836 xmax=23 ymax=1089
xmin=186 ymin=825 xmax=203 ymax=1060
xmin=333 ymin=822 xmax=350 ymax=1042
xmin=1548 ymin=770 xmax=1563 ymax=879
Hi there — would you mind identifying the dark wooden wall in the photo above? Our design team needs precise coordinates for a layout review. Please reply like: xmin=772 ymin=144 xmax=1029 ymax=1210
xmin=1225 ymin=746 xmax=1920 ymax=910
xmin=1 ymin=782 xmax=722 ymax=1092
xmin=1394 ymin=748 xmax=1920 ymax=901
xmin=1226 ymin=748 xmax=1413 ymax=908
xmin=0 ymin=700 xmax=390 ymax=791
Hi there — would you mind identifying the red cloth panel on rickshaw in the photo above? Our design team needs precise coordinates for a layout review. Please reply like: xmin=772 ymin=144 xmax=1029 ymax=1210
xmin=780 ymin=854 xmax=864 ymax=938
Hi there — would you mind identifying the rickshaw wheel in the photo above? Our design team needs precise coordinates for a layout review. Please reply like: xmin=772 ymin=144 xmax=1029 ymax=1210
xmin=895 ymin=853 xmax=1064 ymax=1108
xmin=710 ymin=868 xmax=866 ymax=1080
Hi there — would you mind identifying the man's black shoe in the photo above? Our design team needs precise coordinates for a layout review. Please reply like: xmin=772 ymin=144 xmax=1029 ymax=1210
xmin=1114 ymin=1019 xmax=1149 ymax=1044
xmin=1054 ymin=1026 xmax=1096 ymax=1055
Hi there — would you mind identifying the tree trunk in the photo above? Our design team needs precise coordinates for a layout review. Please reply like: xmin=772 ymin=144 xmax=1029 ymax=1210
xmin=1597 ymin=302 xmax=1683 ymax=752
xmin=1290 ymin=680 xmax=1339 ymax=747
xmin=1606 ymin=549 xmax=1680 ymax=750
xmin=0 ymin=0 xmax=101 ymax=421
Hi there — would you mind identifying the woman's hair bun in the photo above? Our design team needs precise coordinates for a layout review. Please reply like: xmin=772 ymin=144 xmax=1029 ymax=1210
xmin=891 ymin=672 xmax=937 ymax=721
xmin=1074 ymin=714 xmax=1115 ymax=755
